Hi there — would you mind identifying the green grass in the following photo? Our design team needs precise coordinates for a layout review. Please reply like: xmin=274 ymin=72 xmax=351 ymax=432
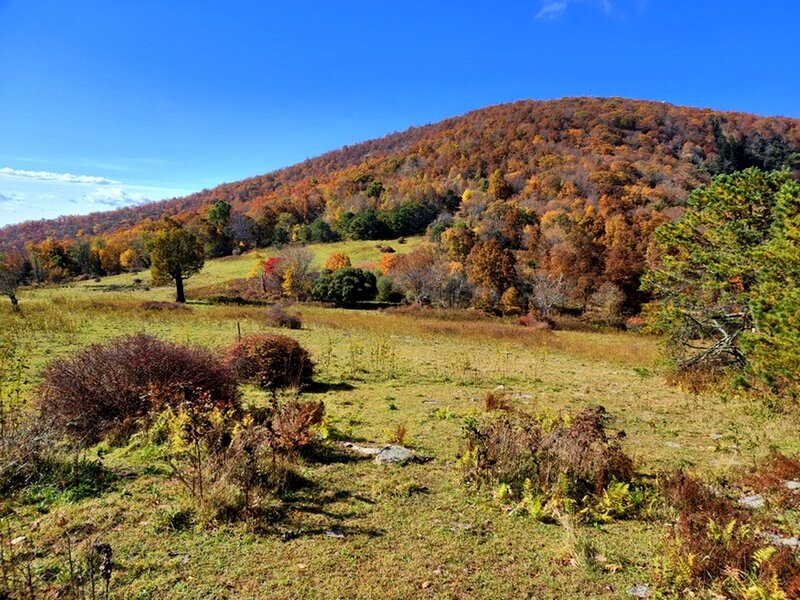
xmin=67 ymin=236 xmax=425 ymax=299
xmin=2 ymin=239 xmax=798 ymax=599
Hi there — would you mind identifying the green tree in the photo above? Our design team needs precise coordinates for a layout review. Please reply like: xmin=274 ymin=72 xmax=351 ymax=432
xmin=311 ymin=267 xmax=377 ymax=307
xmin=203 ymin=200 xmax=234 ymax=257
xmin=643 ymin=168 xmax=800 ymax=396
xmin=147 ymin=222 xmax=205 ymax=303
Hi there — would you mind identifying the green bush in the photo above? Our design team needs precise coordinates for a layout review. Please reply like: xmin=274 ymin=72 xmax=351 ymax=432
xmin=310 ymin=267 xmax=377 ymax=307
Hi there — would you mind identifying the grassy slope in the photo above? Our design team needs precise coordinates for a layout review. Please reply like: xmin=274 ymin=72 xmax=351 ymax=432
xmin=4 ymin=239 xmax=799 ymax=599
xmin=68 ymin=237 xmax=425 ymax=301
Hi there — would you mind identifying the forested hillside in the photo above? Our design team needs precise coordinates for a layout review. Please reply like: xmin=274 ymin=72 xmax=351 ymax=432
xmin=2 ymin=97 xmax=799 ymax=313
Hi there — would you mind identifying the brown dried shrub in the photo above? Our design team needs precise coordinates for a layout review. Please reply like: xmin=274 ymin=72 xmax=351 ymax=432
xmin=743 ymin=451 xmax=800 ymax=509
xmin=224 ymin=334 xmax=313 ymax=392
xmin=269 ymin=400 xmax=324 ymax=454
xmin=658 ymin=470 xmax=800 ymax=596
xmin=463 ymin=406 xmax=634 ymax=507
xmin=264 ymin=304 xmax=302 ymax=329
xmin=38 ymin=334 xmax=240 ymax=444
xmin=483 ymin=391 xmax=514 ymax=412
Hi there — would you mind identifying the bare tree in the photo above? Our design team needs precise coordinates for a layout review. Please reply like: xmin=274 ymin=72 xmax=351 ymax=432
xmin=529 ymin=273 xmax=566 ymax=317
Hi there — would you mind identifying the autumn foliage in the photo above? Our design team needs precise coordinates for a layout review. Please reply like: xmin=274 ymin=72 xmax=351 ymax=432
xmin=2 ymin=98 xmax=798 ymax=316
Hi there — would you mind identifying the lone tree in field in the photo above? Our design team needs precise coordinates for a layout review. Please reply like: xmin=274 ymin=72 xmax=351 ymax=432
xmin=147 ymin=221 xmax=205 ymax=303
xmin=643 ymin=168 xmax=800 ymax=396
xmin=0 ymin=252 xmax=23 ymax=311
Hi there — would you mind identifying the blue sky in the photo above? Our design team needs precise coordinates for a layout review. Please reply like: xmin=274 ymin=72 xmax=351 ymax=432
xmin=1 ymin=0 xmax=798 ymax=226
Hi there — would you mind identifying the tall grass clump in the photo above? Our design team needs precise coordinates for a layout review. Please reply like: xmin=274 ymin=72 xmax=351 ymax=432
xmin=37 ymin=333 xmax=240 ymax=444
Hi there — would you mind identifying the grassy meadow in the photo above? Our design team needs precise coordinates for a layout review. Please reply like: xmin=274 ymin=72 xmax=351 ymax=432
xmin=1 ymin=238 xmax=798 ymax=599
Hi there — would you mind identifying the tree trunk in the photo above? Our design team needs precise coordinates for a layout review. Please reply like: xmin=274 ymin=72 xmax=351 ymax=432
xmin=8 ymin=293 xmax=18 ymax=312
xmin=175 ymin=274 xmax=185 ymax=303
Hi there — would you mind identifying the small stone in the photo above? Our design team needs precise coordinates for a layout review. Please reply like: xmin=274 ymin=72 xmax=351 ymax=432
xmin=785 ymin=480 xmax=800 ymax=491
xmin=495 ymin=385 xmax=505 ymax=390
xmin=421 ymin=581 xmax=432 ymax=589
xmin=710 ymin=432 xmax=724 ymax=440
xmin=375 ymin=445 xmax=415 ymax=465
xmin=10 ymin=536 xmax=26 ymax=546
xmin=281 ymin=530 xmax=297 ymax=542
xmin=738 ymin=494 xmax=765 ymax=509
xmin=665 ymin=441 xmax=681 ymax=449
xmin=324 ymin=528 xmax=345 ymax=539
xmin=626 ymin=584 xmax=650 ymax=597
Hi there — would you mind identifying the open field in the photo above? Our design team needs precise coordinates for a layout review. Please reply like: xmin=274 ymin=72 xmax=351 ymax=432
xmin=67 ymin=237 xmax=425 ymax=299
xmin=2 ymin=243 xmax=799 ymax=599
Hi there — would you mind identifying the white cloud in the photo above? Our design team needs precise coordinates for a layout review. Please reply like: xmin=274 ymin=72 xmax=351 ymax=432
xmin=0 ymin=166 xmax=156 ymax=226
xmin=536 ymin=0 xmax=614 ymax=19
xmin=0 ymin=167 xmax=116 ymax=185
xmin=77 ymin=186 xmax=150 ymax=208
xmin=0 ymin=192 xmax=23 ymax=204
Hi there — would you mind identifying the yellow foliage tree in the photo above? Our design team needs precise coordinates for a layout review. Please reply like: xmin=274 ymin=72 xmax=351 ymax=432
xmin=326 ymin=252 xmax=351 ymax=271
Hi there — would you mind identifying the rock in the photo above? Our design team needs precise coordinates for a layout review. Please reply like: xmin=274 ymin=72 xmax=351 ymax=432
xmin=511 ymin=393 xmax=534 ymax=400
xmin=710 ymin=432 xmax=724 ymax=440
xmin=762 ymin=532 xmax=800 ymax=547
xmin=10 ymin=536 xmax=26 ymax=546
xmin=324 ymin=528 xmax=345 ymax=539
xmin=280 ymin=530 xmax=297 ymax=542
xmin=339 ymin=442 xmax=382 ymax=457
xmin=375 ymin=445 xmax=415 ymax=465
xmin=626 ymin=584 xmax=650 ymax=597
xmin=785 ymin=480 xmax=800 ymax=491
xmin=738 ymin=494 xmax=765 ymax=509
xmin=665 ymin=441 xmax=681 ymax=449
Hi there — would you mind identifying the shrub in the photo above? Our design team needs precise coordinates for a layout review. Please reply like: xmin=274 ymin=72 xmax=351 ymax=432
xmin=659 ymin=472 xmax=762 ymax=594
xmin=744 ymin=451 xmax=800 ymax=509
xmin=310 ymin=267 xmax=377 ymax=307
xmin=37 ymin=334 xmax=240 ymax=444
xmin=267 ymin=400 xmax=325 ymax=454
xmin=225 ymin=334 xmax=313 ymax=392
xmin=462 ymin=406 xmax=635 ymax=519
xmin=264 ymin=304 xmax=302 ymax=329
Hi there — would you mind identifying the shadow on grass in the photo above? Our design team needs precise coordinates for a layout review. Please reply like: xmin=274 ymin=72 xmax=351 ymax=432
xmin=17 ymin=457 xmax=118 ymax=506
xmin=305 ymin=381 xmax=356 ymax=394
xmin=263 ymin=486 xmax=384 ymax=540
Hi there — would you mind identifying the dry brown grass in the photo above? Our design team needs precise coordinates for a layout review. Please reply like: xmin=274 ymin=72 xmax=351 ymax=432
xmin=302 ymin=307 xmax=657 ymax=367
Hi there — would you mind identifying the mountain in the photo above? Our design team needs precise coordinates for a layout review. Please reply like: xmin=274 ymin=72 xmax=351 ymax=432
xmin=2 ymin=97 xmax=798 ymax=311
xmin=3 ymin=97 xmax=798 ymax=249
